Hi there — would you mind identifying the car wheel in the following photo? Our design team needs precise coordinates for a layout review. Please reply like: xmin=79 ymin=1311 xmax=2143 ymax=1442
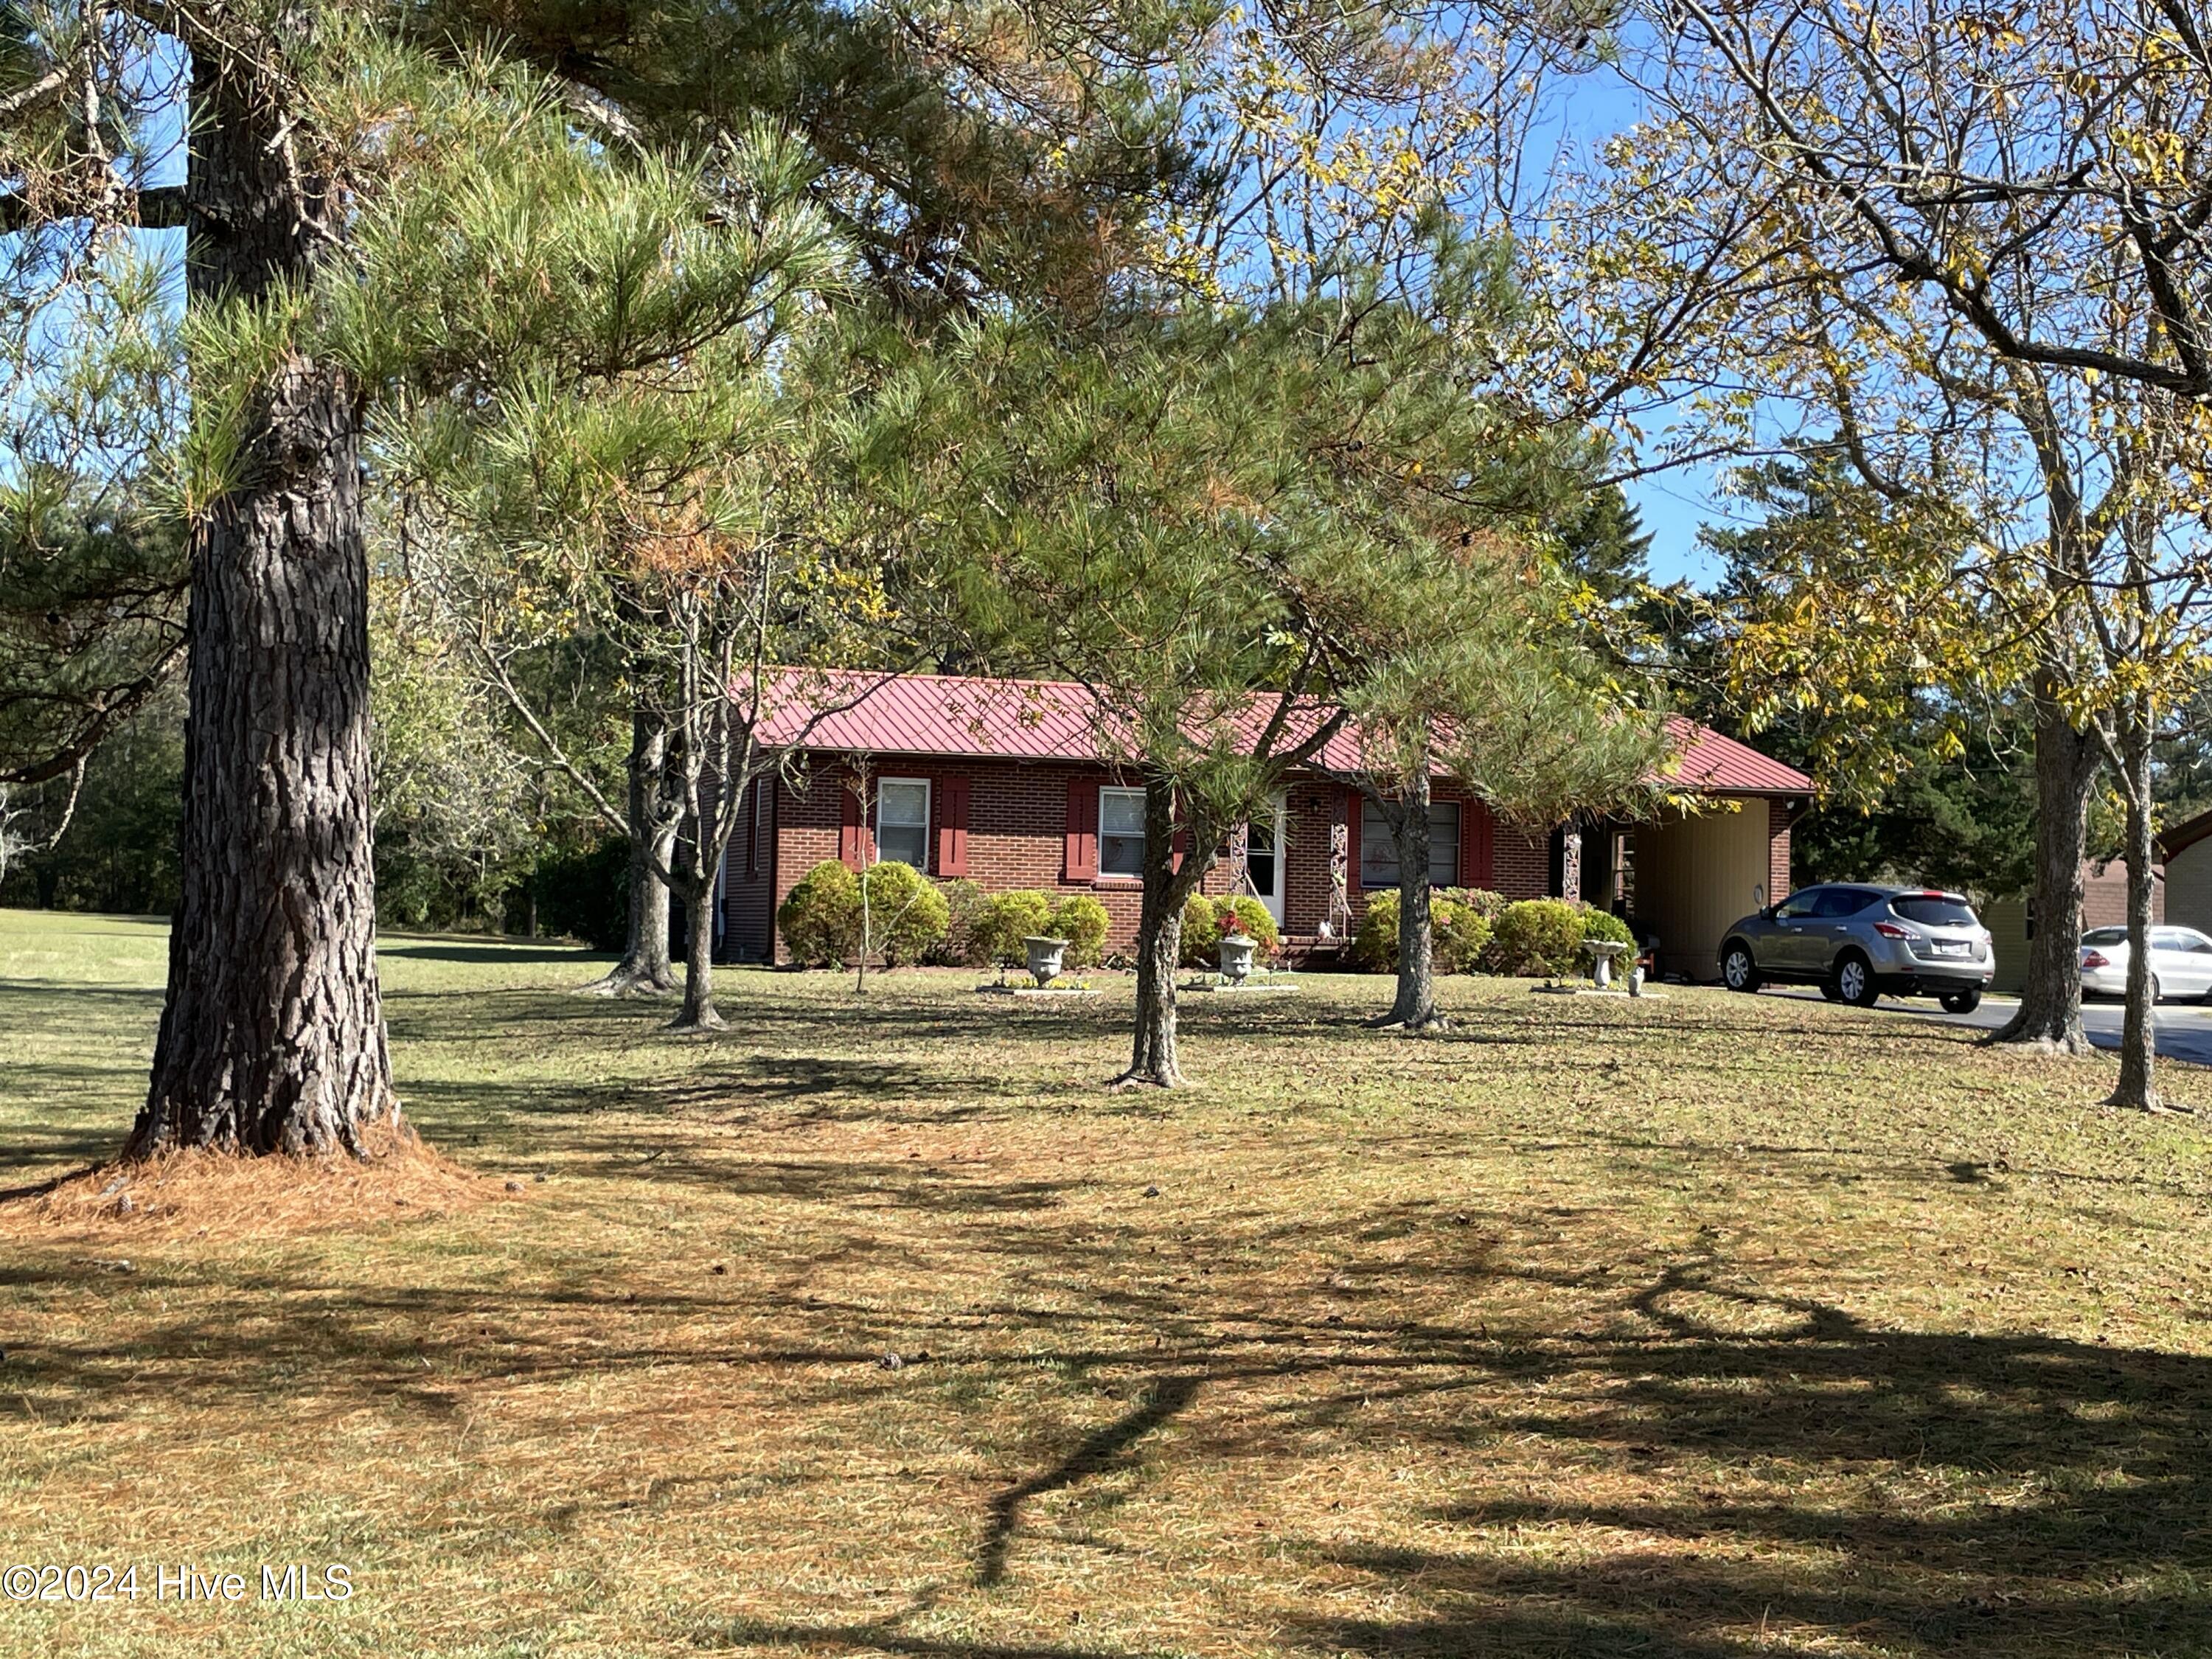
xmin=1834 ymin=952 xmax=1879 ymax=1009
xmin=2152 ymin=974 xmax=2163 ymax=1006
xmin=1721 ymin=942 xmax=1760 ymax=992
xmin=1939 ymin=987 xmax=1982 ymax=1015
xmin=1819 ymin=982 xmax=1843 ymax=1003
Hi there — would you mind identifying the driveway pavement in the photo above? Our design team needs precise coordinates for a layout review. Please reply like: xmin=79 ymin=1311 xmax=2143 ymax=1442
xmin=1759 ymin=987 xmax=2212 ymax=1068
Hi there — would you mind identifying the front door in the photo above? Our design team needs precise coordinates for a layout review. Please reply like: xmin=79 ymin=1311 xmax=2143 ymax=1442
xmin=1248 ymin=794 xmax=1287 ymax=926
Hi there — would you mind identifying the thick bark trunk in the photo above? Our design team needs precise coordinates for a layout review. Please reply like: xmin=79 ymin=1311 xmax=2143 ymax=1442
xmin=1378 ymin=772 xmax=1443 ymax=1030
xmin=669 ymin=859 xmax=723 ymax=1031
xmin=1117 ymin=776 xmax=1206 ymax=1088
xmin=2108 ymin=700 xmax=2161 ymax=1109
xmin=1124 ymin=897 xmax=1186 ymax=1087
xmin=1986 ymin=685 xmax=2099 ymax=1054
xmin=128 ymin=44 xmax=397 ymax=1158
xmin=588 ymin=707 xmax=677 ymax=995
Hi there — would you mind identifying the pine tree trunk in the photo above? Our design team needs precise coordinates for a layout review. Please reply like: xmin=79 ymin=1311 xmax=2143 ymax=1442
xmin=588 ymin=707 xmax=677 ymax=995
xmin=1379 ymin=773 xmax=1442 ymax=1031
xmin=2108 ymin=700 xmax=2161 ymax=1110
xmin=1123 ymin=900 xmax=1185 ymax=1087
xmin=1986 ymin=687 xmax=2098 ymax=1053
xmin=128 ymin=44 xmax=397 ymax=1158
xmin=1117 ymin=776 xmax=1201 ymax=1088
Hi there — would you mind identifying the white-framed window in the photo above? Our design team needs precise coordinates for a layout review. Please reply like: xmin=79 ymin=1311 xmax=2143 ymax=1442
xmin=1360 ymin=799 xmax=1461 ymax=890
xmin=1099 ymin=786 xmax=1146 ymax=877
xmin=875 ymin=777 xmax=931 ymax=869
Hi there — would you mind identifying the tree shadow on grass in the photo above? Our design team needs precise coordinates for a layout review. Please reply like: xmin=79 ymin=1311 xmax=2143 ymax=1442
xmin=379 ymin=941 xmax=614 ymax=966
xmin=977 ymin=1373 xmax=1202 ymax=1586
xmin=6 ymin=1194 xmax=2212 ymax=1657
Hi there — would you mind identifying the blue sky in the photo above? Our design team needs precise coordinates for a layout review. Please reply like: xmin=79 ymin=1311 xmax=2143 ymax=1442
xmin=1540 ymin=48 xmax=1745 ymax=588
xmin=1624 ymin=473 xmax=1729 ymax=585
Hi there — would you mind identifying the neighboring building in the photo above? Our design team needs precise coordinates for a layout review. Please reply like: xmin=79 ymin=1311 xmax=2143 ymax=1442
xmin=1982 ymin=857 xmax=2166 ymax=993
xmin=717 ymin=671 xmax=1811 ymax=979
xmin=2159 ymin=807 xmax=2212 ymax=933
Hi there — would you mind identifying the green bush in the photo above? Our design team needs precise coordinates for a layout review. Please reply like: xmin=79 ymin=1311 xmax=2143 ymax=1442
xmin=529 ymin=836 xmax=630 ymax=952
xmin=858 ymin=860 xmax=951 ymax=966
xmin=1180 ymin=893 xmax=1281 ymax=967
xmin=973 ymin=889 xmax=1055 ymax=965
xmin=931 ymin=877 xmax=989 ymax=966
xmin=1351 ymin=886 xmax=1497 ymax=974
xmin=1488 ymin=898 xmax=1586 ymax=976
xmin=1582 ymin=907 xmax=1636 ymax=951
xmin=777 ymin=860 xmax=860 ymax=966
xmin=1048 ymin=894 xmax=1112 ymax=967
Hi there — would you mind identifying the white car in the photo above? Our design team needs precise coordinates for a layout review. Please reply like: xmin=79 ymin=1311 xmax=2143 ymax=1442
xmin=2079 ymin=925 xmax=2212 ymax=1003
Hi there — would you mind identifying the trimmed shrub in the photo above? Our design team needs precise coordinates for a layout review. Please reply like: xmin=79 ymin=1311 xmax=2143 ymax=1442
xmin=1351 ymin=886 xmax=1497 ymax=974
xmin=1582 ymin=907 xmax=1636 ymax=952
xmin=1425 ymin=898 xmax=1495 ymax=973
xmin=1489 ymin=898 xmax=1585 ymax=976
xmin=1351 ymin=889 xmax=1402 ymax=973
xmin=931 ymin=877 xmax=989 ymax=966
xmin=858 ymin=860 xmax=950 ymax=966
xmin=1048 ymin=894 xmax=1111 ymax=967
xmin=1180 ymin=893 xmax=1281 ymax=967
xmin=777 ymin=859 xmax=860 ymax=966
xmin=973 ymin=889 xmax=1055 ymax=965
xmin=1450 ymin=885 xmax=1507 ymax=922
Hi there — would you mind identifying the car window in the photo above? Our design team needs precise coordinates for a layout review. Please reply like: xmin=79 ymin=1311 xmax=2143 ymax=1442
xmin=1891 ymin=894 xmax=1978 ymax=926
xmin=2081 ymin=927 xmax=2129 ymax=946
xmin=1775 ymin=891 xmax=1823 ymax=920
xmin=2153 ymin=929 xmax=2212 ymax=954
xmin=1813 ymin=888 xmax=1868 ymax=919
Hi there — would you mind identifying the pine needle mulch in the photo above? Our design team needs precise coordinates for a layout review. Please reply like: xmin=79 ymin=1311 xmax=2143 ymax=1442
xmin=0 ymin=1123 xmax=500 ymax=1245
xmin=4 ymin=908 xmax=2212 ymax=1659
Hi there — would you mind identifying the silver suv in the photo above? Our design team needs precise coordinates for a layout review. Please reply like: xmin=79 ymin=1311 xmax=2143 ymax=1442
xmin=1718 ymin=884 xmax=1994 ymax=1012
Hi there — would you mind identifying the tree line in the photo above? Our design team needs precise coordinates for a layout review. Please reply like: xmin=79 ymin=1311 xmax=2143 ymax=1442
xmin=3 ymin=0 xmax=2208 ymax=1155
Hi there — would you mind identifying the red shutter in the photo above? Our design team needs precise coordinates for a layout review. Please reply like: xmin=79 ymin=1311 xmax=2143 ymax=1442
xmin=1461 ymin=799 xmax=1494 ymax=890
xmin=838 ymin=774 xmax=866 ymax=870
xmin=1343 ymin=790 xmax=1362 ymax=894
xmin=937 ymin=775 xmax=970 ymax=877
xmin=1064 ymin=777 xmax=1098 ymax=880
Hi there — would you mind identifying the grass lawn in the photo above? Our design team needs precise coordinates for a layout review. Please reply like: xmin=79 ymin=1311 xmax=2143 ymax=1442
xmin=4 ymin=906 xmax=2212 ymax=1658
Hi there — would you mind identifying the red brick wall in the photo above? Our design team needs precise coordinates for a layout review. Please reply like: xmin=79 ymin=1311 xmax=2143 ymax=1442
xmin=1491 ymin=826 xmax=1550 ymax=902
xmin=1768 ymin=798 xmax=1795 ymax=903
xmin=745 ymin=759 xmax=1276 ymax=961
xmin=728 ymin=756 xmax=1720 ymax=961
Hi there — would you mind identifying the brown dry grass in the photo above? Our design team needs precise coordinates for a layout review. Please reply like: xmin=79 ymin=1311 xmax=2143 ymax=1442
xmin=3 ymin=908 xmax=2211 ymax=1658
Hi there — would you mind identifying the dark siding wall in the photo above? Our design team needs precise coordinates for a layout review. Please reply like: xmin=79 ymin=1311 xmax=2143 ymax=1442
xmin=720 ymin=779 xmax=778 ymax=961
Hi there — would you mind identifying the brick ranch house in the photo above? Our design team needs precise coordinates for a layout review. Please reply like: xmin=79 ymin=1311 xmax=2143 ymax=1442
xmin=715 ymin=672 xmax=1812 ymax=981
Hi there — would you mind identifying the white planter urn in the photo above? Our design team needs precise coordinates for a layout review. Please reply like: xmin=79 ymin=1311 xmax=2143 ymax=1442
xmin=1217 ymin=932 xmax=1259 ymax=985
xmin=1023 ymin=935 xmax=1070 ymax=987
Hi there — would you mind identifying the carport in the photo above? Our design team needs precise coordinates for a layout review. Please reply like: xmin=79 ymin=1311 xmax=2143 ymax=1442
xmin=1629 ymin=792 xmax=1800 ymax=984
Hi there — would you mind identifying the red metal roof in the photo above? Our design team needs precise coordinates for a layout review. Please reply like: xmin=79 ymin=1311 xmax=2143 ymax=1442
xmin=748 ymin=669 xmax=1811 ymax=796
xmin=1660 ymin=715 xmax=1813 ymax=796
